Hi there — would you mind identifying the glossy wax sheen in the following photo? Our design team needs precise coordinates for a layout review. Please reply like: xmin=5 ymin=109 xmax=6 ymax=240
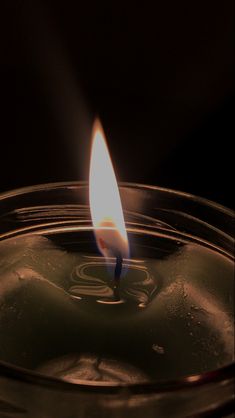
xmin=0 ymin=232 xmax=233 ymax=383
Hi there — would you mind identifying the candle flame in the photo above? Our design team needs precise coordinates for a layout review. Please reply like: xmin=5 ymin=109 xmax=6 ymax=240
xmin=89 ymin=119 xmax=129 ymax=261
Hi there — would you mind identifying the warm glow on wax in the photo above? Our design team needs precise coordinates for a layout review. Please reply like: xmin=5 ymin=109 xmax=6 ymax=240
xmin=89 ymin=119 xmax=129 ymax=260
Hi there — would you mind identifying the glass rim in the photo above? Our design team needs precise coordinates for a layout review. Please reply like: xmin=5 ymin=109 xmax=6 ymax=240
xmin=0 ymin=180 xmax=234 ymax=216
xmin=0 ymin=181 xmax=234 ymax=394
xmin=0 ymin=359 xmax=234 ymax=394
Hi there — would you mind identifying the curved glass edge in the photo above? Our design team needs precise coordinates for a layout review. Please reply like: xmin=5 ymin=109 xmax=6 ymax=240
xmin=0 ymin=180 xmax=234 ymax=217
xmin=0 ymin=360 xmax=234 ymax=395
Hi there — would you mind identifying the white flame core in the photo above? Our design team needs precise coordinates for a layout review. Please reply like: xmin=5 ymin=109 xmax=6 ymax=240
xmin=89 ymin=120 xmax=129 ymax=260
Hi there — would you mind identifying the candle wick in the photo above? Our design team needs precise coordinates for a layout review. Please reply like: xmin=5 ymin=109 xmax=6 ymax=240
xmin=114 ymin=251 xmax=123 ymax=281
xmin=113 ymin=251 xmax=123 ymax=301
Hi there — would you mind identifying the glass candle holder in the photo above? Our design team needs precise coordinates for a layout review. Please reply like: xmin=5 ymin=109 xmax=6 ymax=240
xmin=0 ymin=182 xmax=234 ymax=418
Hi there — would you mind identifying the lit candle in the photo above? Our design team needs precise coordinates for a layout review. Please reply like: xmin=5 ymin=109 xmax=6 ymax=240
xmin=0 ymin=122 xmax=234 ymax=417
xmin=89 ymin=119 xmax=129 ymax=300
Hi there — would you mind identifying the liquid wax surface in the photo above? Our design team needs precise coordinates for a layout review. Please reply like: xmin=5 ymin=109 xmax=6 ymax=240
xmin=0 ymin=233 xmax=234 ymax=383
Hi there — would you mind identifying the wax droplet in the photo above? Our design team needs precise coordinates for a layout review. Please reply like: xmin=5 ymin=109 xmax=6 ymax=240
xmin=152 ymin=344 xmax=165 ymax=354
xmin=189 ymin=332 xmax=193 ymax=336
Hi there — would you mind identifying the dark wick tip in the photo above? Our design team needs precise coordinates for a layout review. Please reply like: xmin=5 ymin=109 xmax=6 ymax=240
xmin=114 ymin=251 xmax=123 ymax=281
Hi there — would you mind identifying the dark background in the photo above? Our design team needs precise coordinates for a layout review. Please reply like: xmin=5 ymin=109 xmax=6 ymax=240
xmin=1 ymin=1 xmax=234 ymax=208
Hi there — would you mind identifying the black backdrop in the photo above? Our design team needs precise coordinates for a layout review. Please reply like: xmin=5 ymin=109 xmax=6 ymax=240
xmin=1 ymin=1 xmax=234 ymax=209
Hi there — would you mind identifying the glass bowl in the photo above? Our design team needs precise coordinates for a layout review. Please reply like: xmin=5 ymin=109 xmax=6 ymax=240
xmin=0 ymin=182 xmax=234 ymax=418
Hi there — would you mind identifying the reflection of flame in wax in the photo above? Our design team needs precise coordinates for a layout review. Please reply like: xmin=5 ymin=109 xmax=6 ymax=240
xmin=38 ymin=354 xmax=148 ymax=383
xmin=69 ymin=256 xmax=158 ymax=307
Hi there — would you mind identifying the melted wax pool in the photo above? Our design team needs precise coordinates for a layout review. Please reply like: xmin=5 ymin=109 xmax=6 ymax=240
xmin=0 ymin=233 xmax=234 ymax=383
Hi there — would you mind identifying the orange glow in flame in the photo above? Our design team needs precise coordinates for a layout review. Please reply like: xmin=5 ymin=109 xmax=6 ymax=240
xmin=89 ymin=119 xmax=129 ymax=260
